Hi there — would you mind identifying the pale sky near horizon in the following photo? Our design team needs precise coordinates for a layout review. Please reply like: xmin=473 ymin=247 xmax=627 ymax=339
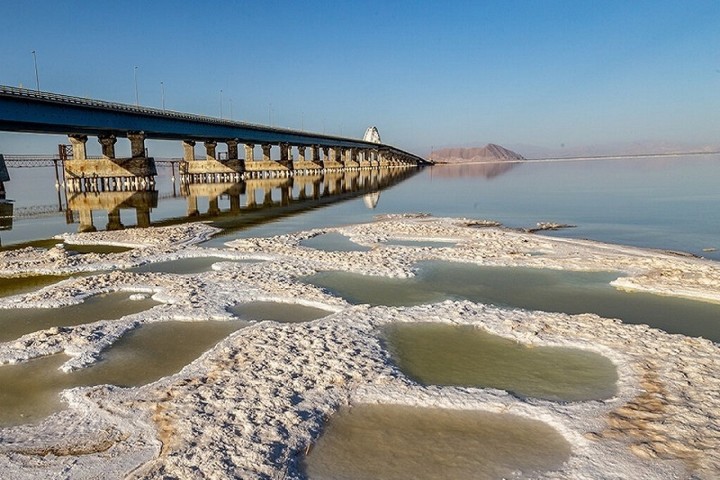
xmin=1 ymin=0 xmax=718 ymax=156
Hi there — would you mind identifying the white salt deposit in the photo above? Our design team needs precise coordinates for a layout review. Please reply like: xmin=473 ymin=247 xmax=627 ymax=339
xmin=0 ymin=216 xmax=718 ymax=478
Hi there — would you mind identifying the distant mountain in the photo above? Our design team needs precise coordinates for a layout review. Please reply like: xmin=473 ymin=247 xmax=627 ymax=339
xmin=430 ymin=144 xmax=525 ymax=163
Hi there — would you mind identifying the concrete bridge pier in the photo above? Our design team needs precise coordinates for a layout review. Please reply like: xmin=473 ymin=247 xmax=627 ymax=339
xmin=65 ymin=131 xmax=157 ymax=193
xmin=293 ymin=145 xmax=323 ymax=173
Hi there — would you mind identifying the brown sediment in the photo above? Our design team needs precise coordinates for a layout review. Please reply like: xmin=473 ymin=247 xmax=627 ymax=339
xmin=12 ymin=427 xmax=128 ymax=456
xmin=593 ymin=364 xmax=701 ymax=471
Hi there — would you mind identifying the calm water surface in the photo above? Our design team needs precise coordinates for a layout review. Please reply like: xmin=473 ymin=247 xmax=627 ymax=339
xmin=2 ymin=156 xmax=719 ymax=260
xmin=128 ymin=256 xmax=258 ymax=275
xmin=303 ymin=404 xmax=571 ymax=480
xmin=228 ymin=301 xmax=332 ymax=323
xmin=0 ymin=291 xmax=159 ymax=342
xmin=307 ymin=261 xmax=720 ymax=343
xmin=384 ymin=323 xmax=617 ymax=401
xmin=0 ymin=319 xmax=248 ymax=426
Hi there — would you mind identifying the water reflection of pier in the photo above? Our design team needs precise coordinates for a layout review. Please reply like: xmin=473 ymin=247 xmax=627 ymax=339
xmin=64 ymin=167 xmax=416 ymax=233
xmin=182 ymin=168 xmax=407 ymax=217
xmin=67 ymin=189 xmax=158 ymax=232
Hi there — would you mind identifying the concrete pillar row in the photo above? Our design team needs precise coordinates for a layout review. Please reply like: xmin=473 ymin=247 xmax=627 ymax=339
xmin=245 ymin=143 xmax=255 ymax=162
xmin=297 ymin=146 xmax=307 ymax=162
xmin=279 ymin=143 xmax=289 ymax=162
xmin=98 ymin=134 xmax=117 ymax=159
xmin=68 ymin=134 xmax=88 ymax=160
xmin=183 ymin=140 xmax=196 ymax=161
xmin=204 ymin=140 xmax=217 ymax=161
xmin=127 ymin=131 xmax=146 ymax=158
xmin=226 ymin=139 xmax=239 ymax=160
xmin=261 ymin=144 xmax=272 ymax=162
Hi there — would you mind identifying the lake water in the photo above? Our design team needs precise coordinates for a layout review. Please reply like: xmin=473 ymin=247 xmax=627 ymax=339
xmin=1 ymin=155 xmax=718 ymax=260
xmin=303 ymin=404 xmax=571 ymax=480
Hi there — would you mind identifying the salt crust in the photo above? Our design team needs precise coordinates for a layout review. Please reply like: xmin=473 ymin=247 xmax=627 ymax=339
xmin=0 ymin=216 xmax=718 ymax=478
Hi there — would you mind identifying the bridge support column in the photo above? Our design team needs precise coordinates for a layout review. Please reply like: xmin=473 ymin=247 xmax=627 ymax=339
xmin=183 ymin=140 xmax=196 ymax=161
xmin=127 ymin=132 xmax=146 ymax=158
xmin=204 ymin=140 xmax=217 ymax=160
xmin=68 ymin=135 xmax=88 ymax=160
xmin=311 ymin=145 xmax=321 ymax=164
xmin=279 ymin=143 xmax=289 ymax=162
xmin=226 ymin=139 xmax=239 ymax=160
xmin=297 ymin=146 xmax=306 ymax=162
xmin=261 ymin=144 xmax=272 ymax=162
xmin=245 ymin=143 xmax=255 ymax=162
xmin=98 ymin=134 xmax=117 ymax=159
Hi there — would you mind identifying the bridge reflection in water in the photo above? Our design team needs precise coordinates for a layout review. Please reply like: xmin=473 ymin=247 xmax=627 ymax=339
xmin=65 ymin=167 xmax=417 ymax=234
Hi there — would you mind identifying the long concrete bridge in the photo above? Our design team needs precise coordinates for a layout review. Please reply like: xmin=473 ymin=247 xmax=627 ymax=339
xmin=0 ymin=85 xmax=428 ymax=191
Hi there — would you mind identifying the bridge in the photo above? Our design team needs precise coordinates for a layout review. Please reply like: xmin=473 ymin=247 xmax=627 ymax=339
xmin=0 ymin=85 xmax=429 ymax=191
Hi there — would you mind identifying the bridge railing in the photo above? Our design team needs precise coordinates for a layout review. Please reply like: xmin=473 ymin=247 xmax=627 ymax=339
xmin=0 ymin=84 xmax=377 ymax=145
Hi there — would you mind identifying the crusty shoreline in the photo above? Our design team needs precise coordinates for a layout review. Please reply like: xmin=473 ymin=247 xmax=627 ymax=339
xmin=0 ymin=215 xmax=718 ymax=478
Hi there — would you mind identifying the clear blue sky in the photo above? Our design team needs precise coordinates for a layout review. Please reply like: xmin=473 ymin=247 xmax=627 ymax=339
xmin=1 ymin=0 xmax=718 ymax=155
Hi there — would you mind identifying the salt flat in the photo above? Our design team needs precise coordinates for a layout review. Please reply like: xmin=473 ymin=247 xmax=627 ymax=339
xmin=0 ymin=215 xmax=718 ymax=479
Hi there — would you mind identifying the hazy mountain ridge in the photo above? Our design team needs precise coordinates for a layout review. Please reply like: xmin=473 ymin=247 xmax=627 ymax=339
xmin=430 ymin=144 xmax=525 ymax=163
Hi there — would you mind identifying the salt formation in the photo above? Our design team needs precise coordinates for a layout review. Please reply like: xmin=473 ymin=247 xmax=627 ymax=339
xmin=0 ymin=216 xmax=718 ymax=479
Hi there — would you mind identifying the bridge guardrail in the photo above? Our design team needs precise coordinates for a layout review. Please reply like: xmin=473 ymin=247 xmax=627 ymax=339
xmin=0 ymin=85 xmax=383 ymax=147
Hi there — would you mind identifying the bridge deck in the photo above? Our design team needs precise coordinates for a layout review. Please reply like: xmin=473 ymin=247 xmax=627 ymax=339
xmin=0 ymin=85 xmax=424 ymax=163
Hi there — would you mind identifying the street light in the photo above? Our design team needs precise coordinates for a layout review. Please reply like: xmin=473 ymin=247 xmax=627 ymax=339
xmin=133 ymin=66 xmax=139 ymax=106
xmin=220 ymin=89 xmax=223 ymax=119
xmin=229 ymin=98 xmax=233 ymax=120
xmin=31 ymin=50 xmax=40 ymax=91
xmin=160 ymin=81 xmax=165 ymax=111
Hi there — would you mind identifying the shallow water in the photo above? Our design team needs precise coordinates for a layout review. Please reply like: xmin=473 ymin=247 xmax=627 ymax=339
xmin=64 ymin=244 xmax=134 ymax=254
xmin=0 ymin=274 xmax=69 ymax=298
xmin=382 ymin=239 xmax=457 ymax=248
xmin=306 ymin=261 xmax=720 ymax=343
xmin=0 ymin=320 xmax=248 ymax=427
xmin=303 ymin=404 xmax=571 ymax=480
xmin=0 ymin=291 xmax=159 ymax=342
xmin=128 ymin=256 xmax=257 ymax=275
xmin=228 ymin=301 xmax=331 ymax=323
xmin=384 ymin=323 xmax=617 ymax=401
xmin=300 ymin=233 xmax=371 ymax=252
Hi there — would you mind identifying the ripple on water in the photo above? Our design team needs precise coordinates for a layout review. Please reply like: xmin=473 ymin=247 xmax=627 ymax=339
xmin=384 ymin=323 xmax=618 ymax=401
xmin=303 ymin=404 xmax=572 ymax=480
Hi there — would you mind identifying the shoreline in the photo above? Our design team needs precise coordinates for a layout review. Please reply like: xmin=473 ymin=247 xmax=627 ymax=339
xmin=0 ymin=215 xmax=718 ymax=478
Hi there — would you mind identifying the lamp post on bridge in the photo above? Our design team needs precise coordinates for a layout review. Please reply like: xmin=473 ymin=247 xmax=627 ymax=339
xmin=134 ymin=66 xmax=139 ymax=106
xmin=161 ymin=81 xmax=165 ymax=111
xmin=220 ymin=89 xmax=224 ymax=119
xmin=31 ymin=50 xmax=40 ymax=91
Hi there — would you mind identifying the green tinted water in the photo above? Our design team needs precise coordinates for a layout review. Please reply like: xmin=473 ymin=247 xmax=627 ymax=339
xmin=385 ymin=323 xmax=617 ymax=401
xmin=382 ymin=239 xmax=457 ymax=248
xmin=228 ymin=301 xmax=331 ymax=323
xmin=306 ymin=261 xmax=720 ymax=342
xmin=129 ymin=256 xmax=257 ymax=274
xmin=303 ymin=404 xmax=571 ymax=480
xmin=0 ymin=291 xmax=159 ymax=343
xmin=300 ymin=233 xmax=371 ymax=252
xmin=0 ymin=275 xmax=69 ymax=298
xmin=0 ymin=320 xmax=247 ymax=427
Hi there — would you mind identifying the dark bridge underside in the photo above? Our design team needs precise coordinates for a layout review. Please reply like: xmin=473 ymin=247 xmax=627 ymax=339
xmin=0 ymin=86 xmax=426 ymax=163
